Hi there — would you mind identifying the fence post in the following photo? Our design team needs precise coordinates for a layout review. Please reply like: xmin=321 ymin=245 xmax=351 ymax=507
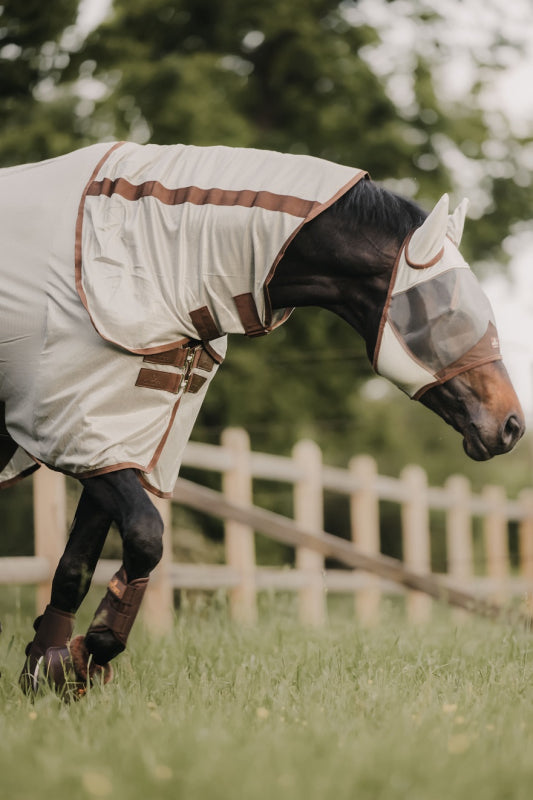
xmin=142 ymin=494 xmax=174 ymax=633
xmin=349 ymin=454 xmax=381 ymax=625
xmin=293 ymin=439 xmax=326 ymax=626
xmin=518 ymin=488 xmax=533 ymax=615
xmin=445 ymin=474 xmax=473 ymax=621
xmin=400 ymin=464 xmax=432 ymax=623
xmin=33 ymin=468 xmax=68 ymax=613
xmin=222 ymin=428 xmax=257 ymax=623
xmin=482 ymin=484 xmax=509 ymax=604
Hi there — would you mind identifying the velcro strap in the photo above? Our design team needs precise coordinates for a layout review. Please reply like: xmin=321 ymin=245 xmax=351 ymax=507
xmin=135 ymin=368 xmax=182 ymax=394
xmin=233 ymin=293 xmax=268 ymax=337
xmin=142 ymin=348 xmax=190 ymax=367
xmin=189 ymin=306 xmax=221 ymax=341
xmin=92 ymin=572 xmax=149 ymax=644
xmin=186 ymin=373 xmax=207 ymax=394
xmin=197 ymin=348 xmax=216 ymax=372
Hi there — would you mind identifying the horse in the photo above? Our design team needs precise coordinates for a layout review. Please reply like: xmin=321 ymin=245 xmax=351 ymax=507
xmin=0 ymin=141 xmax=524 ymax=696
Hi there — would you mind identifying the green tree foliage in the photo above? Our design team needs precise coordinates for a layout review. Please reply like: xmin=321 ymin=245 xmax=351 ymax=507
xmin=0 ymin=0 xmax=83 ymax=163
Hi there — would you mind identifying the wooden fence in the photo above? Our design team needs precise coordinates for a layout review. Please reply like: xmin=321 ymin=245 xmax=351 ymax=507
xmin=1 ymin=426 xmax=533 ymax=629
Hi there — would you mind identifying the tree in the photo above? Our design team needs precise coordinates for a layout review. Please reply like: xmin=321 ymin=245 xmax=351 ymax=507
xmin=0 ymin=0 xmax=84 ymax=164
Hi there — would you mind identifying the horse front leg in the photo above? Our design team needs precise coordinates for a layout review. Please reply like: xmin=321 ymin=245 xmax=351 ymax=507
xmin=20 ymin=487 xmax=112 ymax=694
xmin=80 ymin=469 xmax=164 ymax=666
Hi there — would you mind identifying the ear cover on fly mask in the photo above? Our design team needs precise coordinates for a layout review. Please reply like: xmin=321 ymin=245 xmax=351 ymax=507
xmin=373 ymin=195 xmax=501 ymax=399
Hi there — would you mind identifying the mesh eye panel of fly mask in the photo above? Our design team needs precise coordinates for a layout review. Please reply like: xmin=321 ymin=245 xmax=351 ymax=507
xmin=373 ymin=195 xmax=501 ymax=400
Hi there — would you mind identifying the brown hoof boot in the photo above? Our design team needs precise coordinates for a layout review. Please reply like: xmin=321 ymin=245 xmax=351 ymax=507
xmin=25 ymin=636 xmax=113 ymax=701
xmin=19 ymin=605 xmax=74 ymax=695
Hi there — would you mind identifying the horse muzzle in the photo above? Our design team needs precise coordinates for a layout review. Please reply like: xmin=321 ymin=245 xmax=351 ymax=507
xmin=462 ymin=411 xmax=525 ymax=461
xmin=419 ymin=360 xmax=525 ymax=461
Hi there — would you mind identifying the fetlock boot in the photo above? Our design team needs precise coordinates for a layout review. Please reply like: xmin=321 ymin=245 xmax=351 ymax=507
xmin=19 ymin=605 xmax=74 ymax=694
xmin=19 ymin=606 xmax=113 ymax=700
xmin=84 ymin=566 xmax=149 ymax=665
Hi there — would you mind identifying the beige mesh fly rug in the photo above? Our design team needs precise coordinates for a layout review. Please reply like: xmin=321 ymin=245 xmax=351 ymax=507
xmin=0 ymin=141 xmax=365 ymax=496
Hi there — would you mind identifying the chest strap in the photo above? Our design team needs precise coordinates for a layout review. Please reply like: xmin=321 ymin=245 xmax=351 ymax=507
xmin=233 ymin=293 xmax=268 ymax=337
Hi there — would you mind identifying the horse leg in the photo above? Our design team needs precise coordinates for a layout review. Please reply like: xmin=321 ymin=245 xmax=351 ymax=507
xmin=20 ymin=487 xmax=113 ymax=694
xmin=80 ymin=469 xmax=164 ymax=666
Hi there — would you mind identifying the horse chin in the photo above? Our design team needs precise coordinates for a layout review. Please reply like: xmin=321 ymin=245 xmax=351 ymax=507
xmin=418 ymin=362 xmax=525 ymax=461
xmin=462 ymin=429 xmax=493 ymax=461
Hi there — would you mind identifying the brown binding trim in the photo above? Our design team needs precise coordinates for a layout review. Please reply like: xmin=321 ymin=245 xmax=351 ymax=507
xmin=233 ymin=293 xmax=268 ymax=337
xmin=262 ymin=170 xmax=369 ymax=331
xmin=404 ymin=235 xmax=445 ymax=270
xmin=0 ymin=463 xmax=40 ymax=491
xmin=372 ymin=234 xmax=406 ymax=370
xmin=135 ymin=368 xmax=183 ymax=394
xmin=87 ymin=178 xmax=320 ymax=219
xmin=413 ymin=355 xmax=502 ymax=401
xmin=136 ymin=472 xmax=171 ymax=499
xmin=189 ymin=306 xmax=221 ymax=341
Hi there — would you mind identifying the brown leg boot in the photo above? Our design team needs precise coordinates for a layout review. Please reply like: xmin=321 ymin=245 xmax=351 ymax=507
xmin=19 ymin=606 xmax=113 ymax=700
xmin=19 ymin=605 xmax=74 ymax=695
xmin=83 ymin=566 xmax=149 ymax=666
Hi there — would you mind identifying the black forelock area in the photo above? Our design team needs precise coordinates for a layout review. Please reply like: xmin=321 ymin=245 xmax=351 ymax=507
xmin=332 ymin=177 xmax=427 ymax=240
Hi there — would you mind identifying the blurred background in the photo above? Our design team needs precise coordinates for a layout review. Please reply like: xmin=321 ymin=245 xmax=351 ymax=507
xmin=1 ymin=0 xmax=532 ymax=566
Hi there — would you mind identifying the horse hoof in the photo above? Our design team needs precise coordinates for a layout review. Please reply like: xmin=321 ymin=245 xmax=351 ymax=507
xmin=22 ymin=635 xmax=113 ymax=700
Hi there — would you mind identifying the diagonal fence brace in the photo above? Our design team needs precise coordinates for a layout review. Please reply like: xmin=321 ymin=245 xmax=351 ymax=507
xmin=173 ymin=477 xmax=532 ymax=628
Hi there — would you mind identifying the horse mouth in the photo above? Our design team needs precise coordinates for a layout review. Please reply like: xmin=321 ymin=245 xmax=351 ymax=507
xmin=462 ymin=430 xmax=492 ymax=461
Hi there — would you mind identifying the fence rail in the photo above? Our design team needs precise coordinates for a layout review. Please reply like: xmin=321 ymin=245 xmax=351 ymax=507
xmin=1 ymin=427 xmax=532 ymax=628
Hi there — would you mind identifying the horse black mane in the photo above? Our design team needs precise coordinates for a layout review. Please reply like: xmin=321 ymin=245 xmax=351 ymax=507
xmin=333 ymin=177 xmax=427 ymax=240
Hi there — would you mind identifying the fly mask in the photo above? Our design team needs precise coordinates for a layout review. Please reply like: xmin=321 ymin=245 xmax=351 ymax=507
xmin=373 ymin=195 xmax=501 ymax=399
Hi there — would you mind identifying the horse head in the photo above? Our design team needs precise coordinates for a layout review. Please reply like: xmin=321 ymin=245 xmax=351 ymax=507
xmin=372 ymin=194 xmax=525 ymax=460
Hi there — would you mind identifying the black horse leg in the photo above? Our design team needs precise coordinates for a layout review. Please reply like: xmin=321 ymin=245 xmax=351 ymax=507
xmin=51 ymin=487 xmax=113 ymax=612
xmin=20 ymin=485 xmax=113 ymax=692
xmin=79 ymin=469 xmax=164 ymax=665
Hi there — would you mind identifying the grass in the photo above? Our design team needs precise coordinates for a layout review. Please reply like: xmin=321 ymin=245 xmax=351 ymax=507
xmin=1 ymin=594 xmax=533 ymax=800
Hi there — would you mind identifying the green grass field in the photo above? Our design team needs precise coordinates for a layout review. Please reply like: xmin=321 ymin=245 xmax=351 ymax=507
xmin=1 ymin=594 xmax=533 ymax=800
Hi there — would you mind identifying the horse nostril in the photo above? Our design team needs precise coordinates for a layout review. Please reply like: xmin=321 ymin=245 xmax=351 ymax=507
xmin=501 ymin=413 xmax=524 ymax=449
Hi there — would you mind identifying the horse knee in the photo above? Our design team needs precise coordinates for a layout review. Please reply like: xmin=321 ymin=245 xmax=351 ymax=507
xmin=51 ymin=552 xmax=91 ymax=612
xmin=123 ymin=506 xmax=164 ymax=576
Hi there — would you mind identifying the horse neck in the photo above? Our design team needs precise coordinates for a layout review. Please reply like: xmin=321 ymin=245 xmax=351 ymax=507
xmin=269 ymin=211 xmax=397 ymax=341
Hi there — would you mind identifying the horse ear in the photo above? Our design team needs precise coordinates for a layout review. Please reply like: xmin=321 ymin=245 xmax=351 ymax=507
xmin=406 ymin=194 xmax=450 ymax=267
xmin=447 ymin=197 xmax=469 ymax=246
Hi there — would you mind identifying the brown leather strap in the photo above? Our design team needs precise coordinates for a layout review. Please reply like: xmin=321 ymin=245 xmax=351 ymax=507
xmin=186 ymin=373 xmax=207 ymax=394
xmin=189 ymin=306 xmax=221 ymax=340
xmin=233 ymin=293 xmax=268 ymax=337
xmin=197 ymin=348 xmax=216 ymax=372
xmin=135 ymin=368 xmax=182 ymax=394
xmin=142 ymin=347 xmax=190 ymax=367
